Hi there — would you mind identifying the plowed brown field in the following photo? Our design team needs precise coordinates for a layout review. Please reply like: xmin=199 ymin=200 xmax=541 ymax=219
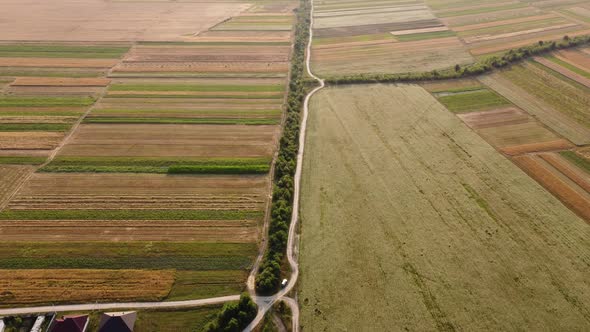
xmin=513 ymin=154 xmax=590 ymax=221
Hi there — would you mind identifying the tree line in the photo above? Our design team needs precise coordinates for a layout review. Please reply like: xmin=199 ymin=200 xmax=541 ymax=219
xmin=325 ymin=34 xmax=590 ymax=85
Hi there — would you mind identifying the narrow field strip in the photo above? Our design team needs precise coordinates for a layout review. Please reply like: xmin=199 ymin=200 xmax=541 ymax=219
xmin=0 ymin=269 xmax=174 ymax=306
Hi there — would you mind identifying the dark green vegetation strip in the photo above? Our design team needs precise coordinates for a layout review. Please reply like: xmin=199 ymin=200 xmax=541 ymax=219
xmin=0 ymin=96 xmax=95 ymax=107
xmin=437 ymin=89 xmax=511 ymax=113
xmin=560 ymin=151 xmax=590 ymax=174
xmin=396 ymin=30 xmax=456 ymax=42
xmin=326 ymin=35 xmax=590 ymax=85
xmin=0 ymin=242 xmax=257 ymax=270
xmin=0 ymin=156 xmax=45 ymax=165
xmin=256 ymin=0 xmax=309 ymax=294
xmin=0 ymin=209 xmax=263 ymax=220
xmin=41 ymin=156 xmax=271 ymax=174
xmin=0 ymin=123 xmax=71 ymax=131
xmin=84 ymin=117 xmax=280 ymax=125
xmin=134 ymin=306 xmax=221 ymax=332
xmin=109 ymin=83 xmax=284 ymax=92
xmin=168 ymin=164 xmax=269 ymax=174
xmin=0 ymin=45 xmax=129 ymax=58
xmin=167 ymin=270 xmax=247 ymax=301
xmin=203 ymin=294 xmax=257 ymax=332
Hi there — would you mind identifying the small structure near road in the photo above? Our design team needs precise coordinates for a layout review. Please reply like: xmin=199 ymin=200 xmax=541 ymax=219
xmin=48 ymin=315 xmax=88 ymax=332
xmin=30 ymin=315 xmax=45 ymax=332
xmin=98 ymin=311 xmax=137 ymax=332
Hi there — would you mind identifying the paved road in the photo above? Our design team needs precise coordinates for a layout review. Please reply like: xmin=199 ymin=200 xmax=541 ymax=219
xmin=244 ymin=0 xmax=325 ymax=329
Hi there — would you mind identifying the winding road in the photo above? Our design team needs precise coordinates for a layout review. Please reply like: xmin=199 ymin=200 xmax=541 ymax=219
xmin=0 ymin=1 xmax=322 ymax=331
xmin=244 ymin=0 xmax=324 ymax=328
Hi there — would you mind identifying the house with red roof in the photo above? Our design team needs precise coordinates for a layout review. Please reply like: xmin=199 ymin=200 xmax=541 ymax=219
xmin=48 ymin=315 xmax=88 ymax=332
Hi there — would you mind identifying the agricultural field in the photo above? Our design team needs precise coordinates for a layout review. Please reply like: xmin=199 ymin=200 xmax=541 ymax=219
xmin=0 ymin=0 xmax=297 ymax=307
xmin=424 ymin=72 xmax=590 ymax=221
xmin=0 ymin=43 xmax=128 ymax=162
xmin=299 ymin=84 xmax=590 ymax=330
xmin=311 ymin=0 xmax=474 ymax=75
xmin=427 ymin=0 xmax=590 ymax=58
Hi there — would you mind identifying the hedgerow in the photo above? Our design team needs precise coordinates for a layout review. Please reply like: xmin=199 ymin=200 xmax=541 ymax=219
xmin=326 ymin=35 xmax=590 ymax=85
xmin=255 ymin=0 xmax=311 ymax=294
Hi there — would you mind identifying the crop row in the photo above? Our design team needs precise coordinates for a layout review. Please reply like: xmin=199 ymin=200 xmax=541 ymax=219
xmin=41 ymin=156 xmax=272 ymax=174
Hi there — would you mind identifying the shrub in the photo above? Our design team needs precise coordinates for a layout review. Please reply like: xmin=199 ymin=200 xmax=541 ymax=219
xmin=205 ymin=293 xmax=258 ymax=332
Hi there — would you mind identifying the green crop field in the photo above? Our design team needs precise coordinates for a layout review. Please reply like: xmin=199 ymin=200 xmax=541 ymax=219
xmin=0 ymin=123 xmax=71 ymax=132
xmin=134 ymin=306 xmax=220 ymax=332
xmin=0 ymin=96 xmax=95 ymax=107
xmin=436 ymin=88 xmax=510 ymax=113
xmin=545 ymin=55 xmax=590 ymax=78
xmin=299 ymin=84 xmax=590 ymax=331
xmin=501 ymin=62 xmax=590 ymax=129
xmin=0 ymin=157 xmax=46 ymax=165
xmin=0 ymin=242 xmax=256 ymax=271
xmin=396 ymin=30 xmax=456 ymax=42
xmin=41 ymin=156 xmax=271 ymax=174
xmin=560 ymin=151 xmax=590 ymax=173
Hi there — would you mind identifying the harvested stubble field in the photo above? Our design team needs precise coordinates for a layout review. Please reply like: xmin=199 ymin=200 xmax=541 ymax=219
xmin=427 ymin=79 xmax=574 ymax=156
xmin=501 ymin=61 xmax=590 ymax=129
xmin=312 ymin=0 xmax=474 ymax=75
xmin=428 ymin=0 xmax=590 ymax=57
xmin=0 ymin=0 xmax=249 ymax=41
xmin=57 ymin=124 xmax=280 ymax=159
xmin=0 ymin=166 xmax=33 ymax=207
xmin=299 ymin=85 xmax=590 ymax=331
xmin=8 ymin=173 xmax=268 ymax=211
xmin=457 ymin=108 xmax=572 ymax=155
xmin=0 ymin=220 xmax=258 ymax=243
xmin=480 ymin=70 xmax=590 ymax=145
xmin=0 ymin=269 xmax=174 ymax=306
xmin=0 ymin=241 xmax=256 ymax=305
